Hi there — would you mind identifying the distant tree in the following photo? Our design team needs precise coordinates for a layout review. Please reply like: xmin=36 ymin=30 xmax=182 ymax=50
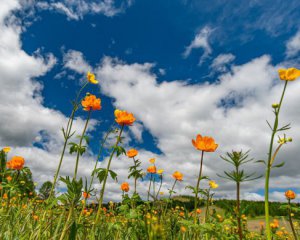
xmin=39 ymin=181 xmax=53 ymax=199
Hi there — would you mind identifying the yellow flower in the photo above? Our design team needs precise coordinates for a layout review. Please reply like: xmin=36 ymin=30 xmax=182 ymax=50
xmin=209 ymin=180 xmax=218 ymax=189
xmin=86 ymin=71 xmax=98 ymax=84
xmin=149 ymin=158 xmax=156 ymax=164
xmin=180 ymin=226 xmax=187 ymax=233
xmin=2 ymin=147 xmax=10 ymax=153
xmin=157 ymin=169 xmax=164 ymax=175
xmin=278 ymin=68 xmax=300 ymax=81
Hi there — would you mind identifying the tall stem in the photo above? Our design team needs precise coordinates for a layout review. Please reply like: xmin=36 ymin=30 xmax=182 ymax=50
xmin=49 ymin=81 xmax=89 ymax=198
xmin=288 ymin=199 xmax=298 ymax=240
xmin=95 ymin=125 xmax=124 ymax=222
xmin=147 ymin=174 xmax=152 ymax=201
xmin=155 ymin=175 xmax=163 ymax=200
xmin=237 ymin=181 xmax=242 ymax=240
xmin=194 ymin=150 xmax=204 ymax=223
xmin=74 ymin=110 xmax=91 ymax=179
xmin=132 ymin=157 xmax=138 ymax=194
xmin=265 ymin=81 xmax=288 ymax=240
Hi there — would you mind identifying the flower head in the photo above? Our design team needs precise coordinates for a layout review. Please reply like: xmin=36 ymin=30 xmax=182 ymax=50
xmin=86 ymin=71 xmax=98 ymax=84
xmin=127 ymin=149 xmax=138 ymax=158
xmin=157 ymin=169 xmax=164 ymax=175
xmin=114 ymin=109 xmax=136 ymax=126
xmin=83 ymin=192 xmax=90 ymax=199
xmin=285 ymin=190 xmax=296 ymax=200
xmin=147 ymin=166 xmax=157 ymax=174
xmin=81 ymin=94 xmax=101 ymax=111
xmin=149 ymin=158 xmax=156 ymax=164
xmin=192 ymin=134 xmax=218 ymax=152
xmin=172 ymin=171 xmax=183 ymax=181
xmin=6 ymin=176 xmax=12 ymax=182
xmin=120 ymin=182 xmax=130 ymax=192
xmin=2 ymin=147 xmax=10 ymax=153
xmin=6 ymin=156 xmax=25 ymax=170
xmin=209 ymin=180 xmax=219 ymax=189
xmin=278 ymin=68 xmax=300 ymax=81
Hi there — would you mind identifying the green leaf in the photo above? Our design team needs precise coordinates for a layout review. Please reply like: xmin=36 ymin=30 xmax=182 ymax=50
xmin=69 ymin=221 xmax=77 ymax=240
xmin=256 ymin=160 xmax=266 ymax=165
xmin=272 ymin=162 xmax=285 ymax=168
xmin=108 ymin=170 xmax=118 ymax=182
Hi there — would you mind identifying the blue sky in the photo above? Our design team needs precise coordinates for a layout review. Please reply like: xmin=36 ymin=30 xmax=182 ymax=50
xmin=1 ymin=0 xmax=300 ymax=202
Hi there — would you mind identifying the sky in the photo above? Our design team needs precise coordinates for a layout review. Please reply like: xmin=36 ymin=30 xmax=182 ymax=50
xmin=1 ymin=0 xmax=300 ymax=202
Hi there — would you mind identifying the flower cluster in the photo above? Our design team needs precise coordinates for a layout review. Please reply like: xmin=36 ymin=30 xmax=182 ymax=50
xmin=81 ymin=94 xmax=101 ymax=111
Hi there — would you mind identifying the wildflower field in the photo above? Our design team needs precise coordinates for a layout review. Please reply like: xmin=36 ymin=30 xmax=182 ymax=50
xmin=1 ymin=68 xmax=300 ymax=240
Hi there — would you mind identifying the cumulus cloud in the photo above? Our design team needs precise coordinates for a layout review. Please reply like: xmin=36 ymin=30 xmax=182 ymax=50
xmin=286 ymin=31 xmax=300 ymax=58
xmin=0 ymin=0 xmax=98 ymax=189
xmin=183 ymin=26 xmax=213 ymax=64
xmin=36 ymin=0 xmax=133 ymax=20
xmin=63 ymin=48 xmax=300 ymax=202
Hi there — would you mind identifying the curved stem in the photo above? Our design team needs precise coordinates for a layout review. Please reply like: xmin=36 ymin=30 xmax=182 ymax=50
xmin=74 ymin=110 xmax=91 ymax=179
xmin=194 ymin=150 xmax=204 ymax=223
xmin=288 ymin=199 xmax=298 ymax=240
xmin=95 ymin=125 xmax=124 ymax=223
xmin=155 ymin=175 xmax=163 ymax=200
xmin=265 ymin=80 xmax=288 ymax=240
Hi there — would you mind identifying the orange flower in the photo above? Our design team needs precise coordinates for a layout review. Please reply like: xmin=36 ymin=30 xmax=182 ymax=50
xmin=147 ymin=166 xmax=157 ymax=174
xmin=86 ymin=71 xmax=98 ymax=84
xmin=120 ymin=182 xmax=130 ymax=192
xmin=172 ymin=171 xmax=183 ymax=181
xmin=6 ymin=156 xmax=25 ymax=170
xmin=81 ymin=94 xmax=101 ymax=111
xmin=114 ymin=109 xmax=136 ymax=126
xmin=180 ymin=226 xmax=187 ymax=233
xmin=270 ymin=219 xmax=279 ymax=229
xmin=127 ymin=149 xmax=138 ymax=158
xmin=83 ymin=192 xmax=90 ymax=199
xmin=33 ymin=215 xmax=39 ymax=221
xmin=196 ymin=208 xmax=201 ymax=214
xmin=6 ymin=176 xmax=12 ymax=182
xmin=3 ymin=193 xmax=8 ymax=199
xmin=285 ymin=190 xmax=296 ymax=200
xmin=278 ymin=68 xmax=300 ymax=81
xmin=192 ymin=134 xmax=218 ymax=152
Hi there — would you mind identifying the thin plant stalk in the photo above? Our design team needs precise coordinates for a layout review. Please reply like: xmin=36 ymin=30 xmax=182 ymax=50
xmin=49 ymin=81 xmax=89 ymax=198
xmin=237 ymin=181 xmax=242 ymax=240
xmin=74 ymin=109 xmax=91 ymax=179
xmin=95 ymin=125 xmax=124 ymax=223
xmin=155 ymin=175 xmax=163 ymax=200
xmin=265 ymin=81 xmax=288 ymax=240
xmin=194 ymin=150 xmax=204 ymax=223
xmin=147 ymin=174 xmax=153 ymax=201
xmin=288 ymin=199 xmax=298 ymax=240
xmin=132 ymin=156 xmax=138 ymax=194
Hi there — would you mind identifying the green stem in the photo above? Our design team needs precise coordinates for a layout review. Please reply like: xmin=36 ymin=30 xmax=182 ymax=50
xmin=95 ymin=125 xmax=124 ymax=223
xmin=132 ymin=157 xmax=138 ymax=194
xmin=288 ymin=199 xmax=298 ymax=240
xmin=155 ymin=175 xmax=163 ymax=200
xmin=194 ymin=150 xmax=204 ymax=223
xmin=205 ymin=189 xmax=210 ymax=223
xmin=74 ymin=110 xmax=91 ymax=179
xmin=147 ymin=174 xmax=152 ymax=201
xmin=237 ymin=181 xmax=242 ymax=240
xmin=265 ymin=80 xmax=288 ymax=240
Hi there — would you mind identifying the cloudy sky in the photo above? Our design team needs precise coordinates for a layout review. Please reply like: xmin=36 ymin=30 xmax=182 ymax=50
xmin=1 ymin=0 xmax=300 ymax=202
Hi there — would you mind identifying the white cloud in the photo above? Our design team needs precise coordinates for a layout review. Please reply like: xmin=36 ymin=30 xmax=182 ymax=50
xmin=63 ymin=49 xmax=300 ymax=202
xmin=286 ymin=31 xmax=300 ymax=58
xmin=183 ymin=26 xmax=213 ymax=64
xmin=210 ymin=53 xmax=235 ymax=72
xmin=0 ymin=0 xmax=98 ymax=189
xmin=36 ymin=0 xmax=133 ymax=20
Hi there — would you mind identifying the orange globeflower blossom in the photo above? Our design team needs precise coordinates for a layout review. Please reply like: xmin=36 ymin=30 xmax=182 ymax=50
xmin=2 ymin=147 xmax=10 ymax=153
xmin=6 ymin=176 xmax=12 ymax=182
xmin=6 ymin=156 xmax=25 ymax=170
xmin=285 ymin=190 xmax=296 ymax=200
xmin=81 ymin=94 xmax=101 ymax=111
xmin=192 ymin=134 xmax=218 ymax=152
xmin=172 ymin=171 xmax=183 ymax=181
xmin=147 ymin=166 xmax=157 ymax=174
xmin=127 ymin=149 xmax=138 ymax=158
xmin=120 ymin=182 xmax=130 ymax=192
xmin=86 ymin=71 xmax=98 ymax=84
xmin=114 ymin=109 xmax=136 ymax=126
xmin=83 ymin=192 xmax=90 ymax=199
xmin=278 ymin=68 xmax=300 ymax=81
